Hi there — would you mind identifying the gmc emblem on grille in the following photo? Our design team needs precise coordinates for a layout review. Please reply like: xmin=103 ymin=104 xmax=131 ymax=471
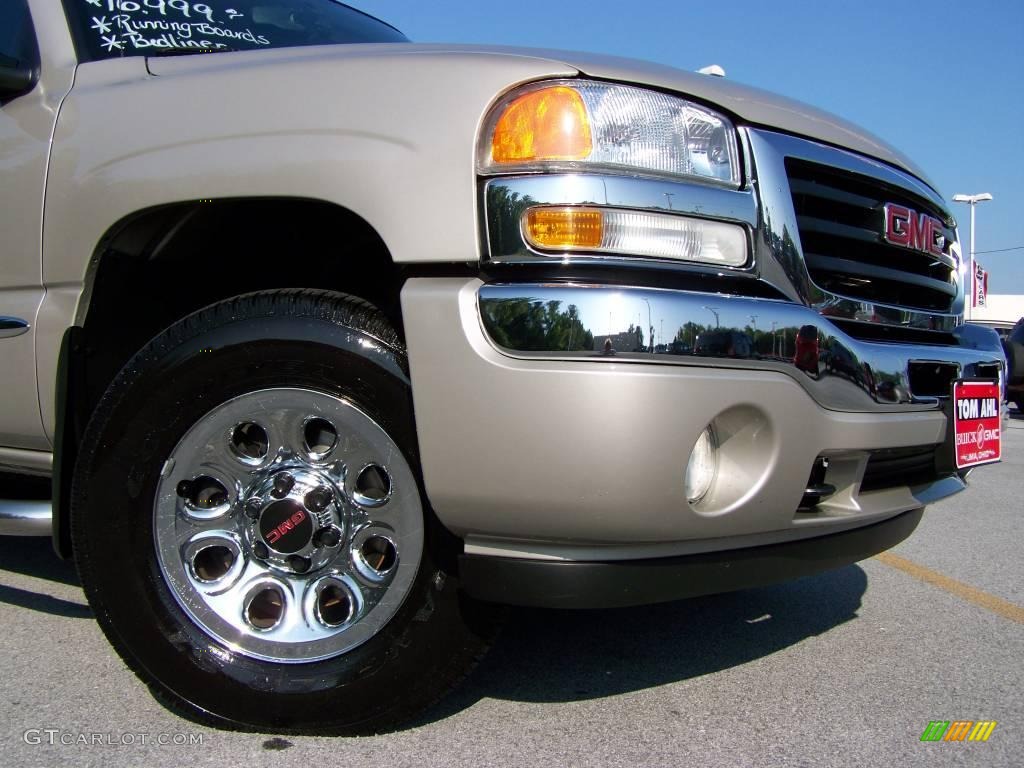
xmin=883 ymin=203 xmax=945 ymax=256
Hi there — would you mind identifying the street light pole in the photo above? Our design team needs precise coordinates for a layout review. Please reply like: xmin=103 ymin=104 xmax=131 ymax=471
xmin=702 ymin=305 xmax=720 ymax=328
xmin=952 ymin=192 xmax=993 ymax=320
xmin=642 ymin=298 xmax=654 ymax=352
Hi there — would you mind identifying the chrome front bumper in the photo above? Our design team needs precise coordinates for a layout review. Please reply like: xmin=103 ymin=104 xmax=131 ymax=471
xmin=400 ymin=278 xmax=999 ymax=562
xmin=477 ymin=283 xmax=1004 ymax=413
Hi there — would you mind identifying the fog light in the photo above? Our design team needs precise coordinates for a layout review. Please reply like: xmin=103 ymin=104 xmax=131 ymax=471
xmin=685 ymin=426 xmax=718 ymax=502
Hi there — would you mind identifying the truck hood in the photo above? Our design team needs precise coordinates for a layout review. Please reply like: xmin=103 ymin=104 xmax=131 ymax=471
xmin=143 ymin=42 xmax=932 ymax=188
xmin=517 ymin=45 xmax=932 ymax=187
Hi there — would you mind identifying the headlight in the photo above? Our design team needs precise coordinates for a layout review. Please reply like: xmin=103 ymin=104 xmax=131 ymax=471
xmin=479 ymin=80 xmax=740 ymax=187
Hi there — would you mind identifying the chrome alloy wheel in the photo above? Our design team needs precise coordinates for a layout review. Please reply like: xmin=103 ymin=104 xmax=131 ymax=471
xmin=153 ymin=388 xmax=423 ymax=663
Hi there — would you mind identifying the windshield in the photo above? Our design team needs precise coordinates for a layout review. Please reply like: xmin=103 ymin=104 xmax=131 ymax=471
xmin=62 ymin=1 xmax=407 ymax=62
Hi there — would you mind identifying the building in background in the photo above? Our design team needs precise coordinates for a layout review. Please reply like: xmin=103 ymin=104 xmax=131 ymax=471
xmin=969 ymin=294 xmax=1024 ymax=333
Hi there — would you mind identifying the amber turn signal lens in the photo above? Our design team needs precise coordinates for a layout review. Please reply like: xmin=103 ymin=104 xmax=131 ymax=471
xmin=525 ymin=208 xmax=604 ymax=249
xmin=491 ymin=86 xmax=592 ymax=164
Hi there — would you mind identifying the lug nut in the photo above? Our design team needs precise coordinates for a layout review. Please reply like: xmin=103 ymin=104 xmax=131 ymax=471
xmin=244 ymin=498 xmax=263 ymax=519
xmin=253 ymin=541 xmax=269 ymax=560
xmin=305 ymin=486 xmax=333 ymax=513
xmin=314 ymin=526 xmax=341 ymax=548
xmin=271 ymin=472 xmax=295 ymax=498
xmin=289 ymin=555 xmax=311 ymax=573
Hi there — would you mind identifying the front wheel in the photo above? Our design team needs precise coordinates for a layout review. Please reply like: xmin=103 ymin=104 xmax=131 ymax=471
xmin=72 ymin=290 xmax=495 ymax=733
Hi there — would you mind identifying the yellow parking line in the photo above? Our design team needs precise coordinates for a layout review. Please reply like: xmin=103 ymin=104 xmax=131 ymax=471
xmin=875 ymin=551 xmax=1024 ymax=624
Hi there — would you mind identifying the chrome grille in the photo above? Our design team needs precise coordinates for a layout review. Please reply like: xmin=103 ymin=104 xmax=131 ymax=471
xmin=786 ymin=158 xmax=958 ymax=312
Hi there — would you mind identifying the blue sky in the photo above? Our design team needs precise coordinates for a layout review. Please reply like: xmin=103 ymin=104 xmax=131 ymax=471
xmin=356 ymin=0 xmax=1024 ymax=293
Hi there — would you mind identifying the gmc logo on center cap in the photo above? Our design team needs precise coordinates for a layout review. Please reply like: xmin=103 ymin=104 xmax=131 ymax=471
xmin=883 ymin=203 xmax=946 ymax=257
xmin=266 ymin=510 xmax=307 ymax=545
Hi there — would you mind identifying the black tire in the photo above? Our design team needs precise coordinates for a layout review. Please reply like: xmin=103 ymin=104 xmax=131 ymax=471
xmin=1004 ymin=337 xmax=1024 ymax=385
xmin=71 ymin=290 xmax=497 ymax=734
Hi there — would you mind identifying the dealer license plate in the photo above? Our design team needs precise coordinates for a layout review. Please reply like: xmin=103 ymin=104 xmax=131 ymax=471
xmin=951 ymin=380 xmax=1002 ymax=469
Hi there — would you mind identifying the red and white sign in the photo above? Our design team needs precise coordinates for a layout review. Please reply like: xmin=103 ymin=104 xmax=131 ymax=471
xmin=952 ymin=380 xmax=1001 ymax=468
xmin=973 ymin=262 xmax=988 ymax=308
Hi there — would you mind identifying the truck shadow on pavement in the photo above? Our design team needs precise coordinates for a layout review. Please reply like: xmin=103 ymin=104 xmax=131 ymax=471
xmin=0 ymin=536 xmax=92 ymax=618
xmin=419 ymin=564 xmax=867 ymax=721
xmin=0 ymin=534 xmax=867 ymax=724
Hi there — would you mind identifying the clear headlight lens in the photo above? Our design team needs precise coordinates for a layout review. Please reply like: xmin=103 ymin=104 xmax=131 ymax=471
xmin=481 ymin=80 xmax=740 ymax=187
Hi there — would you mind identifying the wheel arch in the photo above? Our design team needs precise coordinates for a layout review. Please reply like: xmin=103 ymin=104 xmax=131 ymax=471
xmin=53 ymin=197 xmax=404 ymax=557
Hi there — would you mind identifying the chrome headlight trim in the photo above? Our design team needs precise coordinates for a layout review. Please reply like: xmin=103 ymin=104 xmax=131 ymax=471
xmin=520 ymin=205 xmax=749 ymax=267
xmin=483 ymin=173 xmax=758 ymax=272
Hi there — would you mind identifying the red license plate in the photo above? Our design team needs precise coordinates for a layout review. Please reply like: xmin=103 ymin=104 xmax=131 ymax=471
xmin=952 ymin=380 xmax=1002 ymax=469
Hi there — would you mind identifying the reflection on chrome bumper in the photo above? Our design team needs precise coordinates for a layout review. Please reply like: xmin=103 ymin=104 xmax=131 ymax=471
xmin=478 ymin=283 xmax=1004 ymax=412
xmin=0 ymin=499 xmax=52 ymax=536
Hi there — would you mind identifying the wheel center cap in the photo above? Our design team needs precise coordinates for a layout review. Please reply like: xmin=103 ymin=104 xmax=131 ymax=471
xmin=259 ymin=499 xmax=314 ymax=554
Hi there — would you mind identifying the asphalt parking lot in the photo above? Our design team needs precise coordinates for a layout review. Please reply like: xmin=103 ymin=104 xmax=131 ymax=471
xmin=1 ymin=414 xmax=1022 ymax=767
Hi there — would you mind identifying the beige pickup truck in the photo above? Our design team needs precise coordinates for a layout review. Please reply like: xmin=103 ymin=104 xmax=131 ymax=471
xmin=0 ymin=0 xmax=1006 ymax=733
